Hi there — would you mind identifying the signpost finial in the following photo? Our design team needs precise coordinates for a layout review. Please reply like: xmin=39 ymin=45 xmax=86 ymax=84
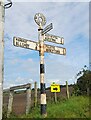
xmin=34 ymin=13 xmax=46 ymax=29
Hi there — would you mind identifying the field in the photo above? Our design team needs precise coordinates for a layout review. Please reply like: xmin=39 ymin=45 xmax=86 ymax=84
xmin=3 ymin=87 xmax=90 ymax=119
xmin=18 ymin=96 xmax=89 ymax=118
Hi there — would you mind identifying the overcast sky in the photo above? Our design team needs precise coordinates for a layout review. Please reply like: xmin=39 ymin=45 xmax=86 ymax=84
xmin=3 ymin=1 xmax=89 ymax=89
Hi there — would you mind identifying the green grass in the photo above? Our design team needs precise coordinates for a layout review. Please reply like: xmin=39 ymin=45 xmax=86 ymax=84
xmin=47 ymin=96 xmax=90 ymax=118
xmin=9 ymin=96 xmax=90 ymax=119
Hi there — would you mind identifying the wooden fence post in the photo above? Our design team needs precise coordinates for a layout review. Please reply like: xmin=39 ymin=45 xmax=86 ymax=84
xmin=7 ymin=90 xmax=14 ymax=118
xmin=26 ymin=84 xmax=31 ymax=115
xmin=66 ymin=81 xmax=69 ymax=99
xmin=87 ymin=87 xmax=89 ymax=96
xmin=54 ymin=92 xmax=57 ymax=103
xmin=34 ymin=82 xmax=37 ymax=107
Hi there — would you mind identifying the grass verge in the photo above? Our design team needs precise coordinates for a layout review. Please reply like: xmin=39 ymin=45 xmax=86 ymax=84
xmin=18 ymin=96 xmax=90 ymax=118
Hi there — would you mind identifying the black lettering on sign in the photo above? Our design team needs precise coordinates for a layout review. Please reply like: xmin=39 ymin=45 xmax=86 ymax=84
xmin=16 ymin=40 xmax=29 ymax=49
xmin=46 ymin=46 xmax=55 ymax=53
xmin=20 ymin=42 xmax=23 ymax=47
xmin=16 ymin=41 xmax=19 ymax=46
xmin=19 ymin=38 xmax=27 ymax=43
xmin=26 ymin=44 xmax=29 ymax=48
xmin=56 ymin=50 xmax=60 ymax=54
xmin=53 ymin=88 xmax=58 ymax=91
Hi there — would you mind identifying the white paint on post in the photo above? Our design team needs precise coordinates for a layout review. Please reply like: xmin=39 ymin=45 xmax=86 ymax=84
xmin=40 ymin=74 xmax=44 ymax=83
xmin=0 ymin=0 xmax=4 ymax=119
xmin=40 ymin=94 xmax=46 ymax=104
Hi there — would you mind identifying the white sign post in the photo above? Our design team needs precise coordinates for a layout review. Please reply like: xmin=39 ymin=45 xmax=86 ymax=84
xmin=13 ymin=13 xmax=66 ymax=117
xmin=0 ymin=0 xmax=12 ymax=119
xmin=0 ymin=1 xmax=4 ymax=119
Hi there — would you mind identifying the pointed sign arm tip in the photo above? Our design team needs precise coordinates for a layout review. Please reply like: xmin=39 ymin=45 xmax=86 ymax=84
xmin=4 ymin=0 xmax=12 ymax=9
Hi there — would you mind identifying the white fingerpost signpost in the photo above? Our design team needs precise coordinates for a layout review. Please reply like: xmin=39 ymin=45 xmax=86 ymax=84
xmin=13 ymin=13 xmax=66 ymax=117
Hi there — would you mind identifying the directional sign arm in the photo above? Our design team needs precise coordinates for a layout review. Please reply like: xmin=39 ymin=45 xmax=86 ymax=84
xmin=13 ymin=37 xmax=66 ymax=55
xmin=44 ymin=44 xmax=66 ymax=55
xmin=44 ymin=33 xmax=64 ymax=45
xmin=42 ymin=23 xmax=53 ymax=34
xmin=13 ymin=37 xmax=39 ymax=51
